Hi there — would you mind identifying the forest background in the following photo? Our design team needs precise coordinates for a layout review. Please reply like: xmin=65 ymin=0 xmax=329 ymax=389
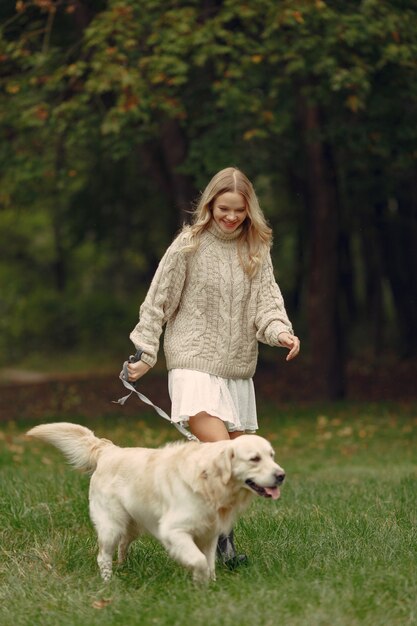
xmin=1 ymin=0 xmax=417 ymax=402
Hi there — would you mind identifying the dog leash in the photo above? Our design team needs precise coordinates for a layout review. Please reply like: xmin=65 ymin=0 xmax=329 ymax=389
xmin=113 ymin=356 xmax=199 ymax=443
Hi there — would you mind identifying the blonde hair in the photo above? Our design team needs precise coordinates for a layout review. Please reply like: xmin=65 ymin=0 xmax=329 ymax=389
xmin=181 ymin=167 xmax=272 ymax=277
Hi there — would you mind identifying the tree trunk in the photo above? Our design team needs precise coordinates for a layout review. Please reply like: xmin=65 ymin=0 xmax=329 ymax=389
xmin=360 ymin=203 xmax=385 ymax=359
xmin=51 ymin=140 xmax=68 ymax=293
xmin=301 ymin=102 xmax=345 ymax=398
xmin=159 ymin=119 xmax=198 ymax=226
xmin=139 ymin=120 xmax=198 ymax=231
xmin=379 ymin=187 xmax=417 ymax=358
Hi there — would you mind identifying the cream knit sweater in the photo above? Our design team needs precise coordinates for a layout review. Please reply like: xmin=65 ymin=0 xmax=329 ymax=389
xmin=130 ymin=220 xmax=294 ymax=379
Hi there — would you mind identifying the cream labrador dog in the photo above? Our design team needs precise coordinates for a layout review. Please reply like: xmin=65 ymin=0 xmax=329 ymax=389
xmin=27 ymin=422 xmax=285 ymax=583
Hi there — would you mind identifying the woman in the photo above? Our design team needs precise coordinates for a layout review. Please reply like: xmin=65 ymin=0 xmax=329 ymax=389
xmin=127 ymin=167 xmax=300 ymax=565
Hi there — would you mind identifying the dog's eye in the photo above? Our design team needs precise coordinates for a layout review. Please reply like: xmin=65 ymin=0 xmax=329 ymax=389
xmin=250 ymin=455 xmax=261 ymax=463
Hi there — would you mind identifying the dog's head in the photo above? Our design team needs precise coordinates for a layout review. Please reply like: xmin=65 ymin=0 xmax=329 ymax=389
xmin=230 ymin=435 xmax=285 ymax=500
xmin=193 ymin=435 xmax=285 ymax=507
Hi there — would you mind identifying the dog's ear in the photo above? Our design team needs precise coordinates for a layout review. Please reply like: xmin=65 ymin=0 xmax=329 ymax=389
xmin=216 ymin=446 xmax=234 ymax=485
xmin=194 ymin=444 xmax=235 ymax=502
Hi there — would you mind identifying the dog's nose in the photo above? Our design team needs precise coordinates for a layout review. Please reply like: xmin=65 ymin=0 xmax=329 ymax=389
xmin=275 ymin=472 xmax=285 ymax=485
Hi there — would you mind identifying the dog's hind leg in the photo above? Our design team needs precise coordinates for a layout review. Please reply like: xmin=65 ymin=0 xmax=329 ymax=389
xmin=117 ymin=536 xmax=131 ymax=565
xmin=117 ymin=521 xmax=138 ymax=565
xmin=90 ymin=498 xmax=128 ymax=580
xmin=96 ymin=529 xmax=120 ymax=581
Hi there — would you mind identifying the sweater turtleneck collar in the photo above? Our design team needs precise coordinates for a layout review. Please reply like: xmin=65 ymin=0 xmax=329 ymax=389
xmin=207 ymin=219 xmax=243 ymax=241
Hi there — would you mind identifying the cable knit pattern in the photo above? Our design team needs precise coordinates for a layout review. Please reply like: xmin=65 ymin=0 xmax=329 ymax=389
xmin=130 ymin=220 xmax=294 ymax=379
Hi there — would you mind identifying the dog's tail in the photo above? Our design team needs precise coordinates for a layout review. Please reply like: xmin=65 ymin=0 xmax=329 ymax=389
xmin=26 ymin=422 xmax=113 ymax=473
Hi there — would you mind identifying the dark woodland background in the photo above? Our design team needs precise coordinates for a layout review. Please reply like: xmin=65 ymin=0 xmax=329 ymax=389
xmin=1 ymin=0 xmax=416 ymax=409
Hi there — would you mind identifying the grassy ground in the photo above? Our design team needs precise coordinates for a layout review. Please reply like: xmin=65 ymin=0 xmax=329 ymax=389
xmin=1 ymin=402 xmax=416 ymax=626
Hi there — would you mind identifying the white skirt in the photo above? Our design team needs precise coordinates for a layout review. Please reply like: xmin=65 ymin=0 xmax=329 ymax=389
xmin=168 ymin=369 xmax=258 ymax=433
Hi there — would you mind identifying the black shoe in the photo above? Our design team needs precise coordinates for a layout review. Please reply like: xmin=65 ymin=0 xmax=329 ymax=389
xmin=217 ymin=530 xmax=248 ymax=569
xmin=222 ymin=554 xmax=249 ymax=570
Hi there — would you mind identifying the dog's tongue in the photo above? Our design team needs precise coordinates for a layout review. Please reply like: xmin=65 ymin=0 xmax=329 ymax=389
xmin=265 ymin=487 xmax=280 ymax=500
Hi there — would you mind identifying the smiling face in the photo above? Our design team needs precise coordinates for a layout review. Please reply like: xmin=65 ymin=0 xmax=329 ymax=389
xmin=231 ymin=435 xmax=286 ymax=500
xmin=212 ymin=191 xmax=248 ymax=233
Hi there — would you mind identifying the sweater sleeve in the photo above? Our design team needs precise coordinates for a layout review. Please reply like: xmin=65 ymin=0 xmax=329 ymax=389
xmin=129 ymin=234 xmax=187 ymax=367
xmin=255 ymin=251 xmax=294 ymax=346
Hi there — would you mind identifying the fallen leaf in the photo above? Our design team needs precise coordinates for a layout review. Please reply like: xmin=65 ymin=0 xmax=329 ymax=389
xmin=92 ymin=598 xmax=112 ymax=610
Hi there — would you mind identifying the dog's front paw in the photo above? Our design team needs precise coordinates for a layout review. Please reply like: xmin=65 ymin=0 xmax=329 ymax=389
xmin=192 ymin=565 xmax=211 ymax=585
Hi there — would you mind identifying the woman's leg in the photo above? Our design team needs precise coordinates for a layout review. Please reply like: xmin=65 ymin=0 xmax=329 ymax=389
xmin=188 ymin=411 xmax=230 ymax=442
xmin=189 ymin=412 xmax=247 ymax=442
xmin=229 ymin=430 xmax=245 ymax=439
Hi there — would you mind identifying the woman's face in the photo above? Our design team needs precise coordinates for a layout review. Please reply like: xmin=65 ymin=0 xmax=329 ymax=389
xmin=212 ymin=192 xmax=247 ymax=233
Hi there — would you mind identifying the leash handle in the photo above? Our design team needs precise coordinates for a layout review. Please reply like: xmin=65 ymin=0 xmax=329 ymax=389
xmin=114 ymin=359 xmax=199 ymax=443
xmin=128 ymin=349 xmax=144 ymax=364
xmin=127 ymin=349 xmax=145 ymax=388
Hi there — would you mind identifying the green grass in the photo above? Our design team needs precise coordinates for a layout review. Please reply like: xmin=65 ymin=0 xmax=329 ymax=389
xmin=1 ymin=403 xmax=416 ymax=626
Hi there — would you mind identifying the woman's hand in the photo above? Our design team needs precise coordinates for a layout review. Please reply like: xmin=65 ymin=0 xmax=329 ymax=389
xmin=127 ymin=359 xmax=151 ymax=382
xmin=278 ymin=332 xmax=300 ymax=361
